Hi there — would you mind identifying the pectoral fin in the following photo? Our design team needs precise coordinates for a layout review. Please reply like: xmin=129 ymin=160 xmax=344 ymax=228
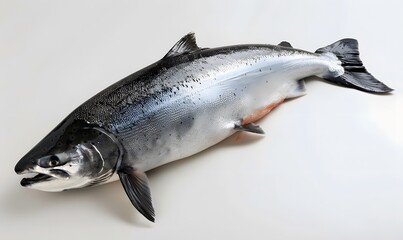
xmin=118 ymin=166 xmax=155 ymax=222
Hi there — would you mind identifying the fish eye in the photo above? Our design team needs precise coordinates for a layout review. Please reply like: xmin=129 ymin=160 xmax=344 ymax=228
xmin=48 ymin=155 xmax=60 ymax=167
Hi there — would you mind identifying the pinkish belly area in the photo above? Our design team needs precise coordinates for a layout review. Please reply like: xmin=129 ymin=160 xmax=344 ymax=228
xmin=241 ymin=98 xmax=285 ymax=125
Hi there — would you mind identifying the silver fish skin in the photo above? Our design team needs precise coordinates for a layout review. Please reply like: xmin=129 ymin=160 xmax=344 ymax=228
xmin=15 ymin=33 xmax=392 ymax=222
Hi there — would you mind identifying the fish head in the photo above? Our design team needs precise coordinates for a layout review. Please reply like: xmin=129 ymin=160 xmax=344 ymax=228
xmin=15 ymin=118 xmax=121 ymax=192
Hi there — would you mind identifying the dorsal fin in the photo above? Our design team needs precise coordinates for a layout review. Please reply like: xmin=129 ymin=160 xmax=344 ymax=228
xmin=164 ymin=33 xmax=201 ymax=58
xmin=278 ymin=41 xmax=293 ymax=48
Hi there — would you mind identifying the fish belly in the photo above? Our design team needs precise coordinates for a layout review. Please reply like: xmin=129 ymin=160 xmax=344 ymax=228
xmin=130 ymin=72 xmax=300 ymax=171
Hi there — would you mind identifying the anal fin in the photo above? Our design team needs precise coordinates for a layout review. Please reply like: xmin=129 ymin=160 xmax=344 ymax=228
xmin=118 ymin=166 xmax=155 ymax=222
xmin=286 ymin=79 xmax=307 ymax=98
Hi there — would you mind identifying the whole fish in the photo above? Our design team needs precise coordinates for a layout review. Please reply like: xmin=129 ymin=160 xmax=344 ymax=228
xmin=14 ymin=33 xmax=392 ymax=222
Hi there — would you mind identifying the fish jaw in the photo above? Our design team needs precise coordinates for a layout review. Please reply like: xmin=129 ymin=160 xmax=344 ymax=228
xmin=16 ymin=160 xmax=71 ymax=191
xmin=17 ymin=166 xmax=94 ymax=192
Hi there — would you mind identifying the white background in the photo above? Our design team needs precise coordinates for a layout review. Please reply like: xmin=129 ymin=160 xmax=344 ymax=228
xmin=1 ymin=0 xmax=402 ymax=239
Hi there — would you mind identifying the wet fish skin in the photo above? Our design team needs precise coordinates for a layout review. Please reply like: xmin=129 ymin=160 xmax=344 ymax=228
xmin=15 ymin=33 xmax=392 ymax=223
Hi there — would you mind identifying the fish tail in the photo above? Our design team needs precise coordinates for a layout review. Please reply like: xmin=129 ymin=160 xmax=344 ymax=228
xmin=315 ymin=39 xmax=393 ymax=93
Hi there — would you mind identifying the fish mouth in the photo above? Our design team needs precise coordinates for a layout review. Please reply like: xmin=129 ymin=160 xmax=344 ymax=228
xmin=19 ymin=169 xmax=70 ymax=187
xmin=21 ymin=174 xmax=53 ymax=186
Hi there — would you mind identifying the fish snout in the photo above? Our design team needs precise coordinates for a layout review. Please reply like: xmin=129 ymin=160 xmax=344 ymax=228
xmin=14 ymin=157 xmax=36 ymax=174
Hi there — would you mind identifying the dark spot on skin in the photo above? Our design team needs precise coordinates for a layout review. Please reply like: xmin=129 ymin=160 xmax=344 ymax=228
xmin=173 ymin=113 xmax=195 ymax=139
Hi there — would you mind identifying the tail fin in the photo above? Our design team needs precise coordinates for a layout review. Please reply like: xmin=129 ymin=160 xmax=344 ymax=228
xmin=316 ymin=39 xmax=393 ymax=93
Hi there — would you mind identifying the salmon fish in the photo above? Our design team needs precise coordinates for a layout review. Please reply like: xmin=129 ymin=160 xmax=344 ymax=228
xmin=14 ymin=33 xmax=392 ymax=222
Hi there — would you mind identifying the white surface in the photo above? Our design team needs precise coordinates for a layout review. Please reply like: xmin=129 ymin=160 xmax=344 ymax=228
xmin=1 ymin=0 xmax=403 ymax=239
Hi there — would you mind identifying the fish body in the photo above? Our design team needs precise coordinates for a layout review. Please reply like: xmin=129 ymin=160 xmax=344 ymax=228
xmin=15 ymin=33 xmax=392 ymax=222
xmin=81 ymin=43 xmax=338 ymax=172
